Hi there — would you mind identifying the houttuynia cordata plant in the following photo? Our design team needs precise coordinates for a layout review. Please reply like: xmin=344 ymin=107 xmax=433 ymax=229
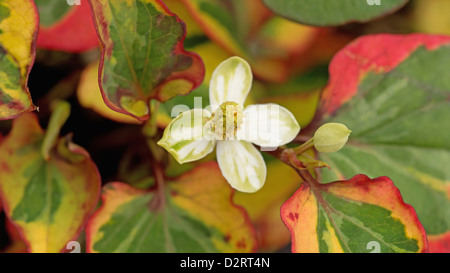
xmin=0 ymin=0 xmax=449 ymax=253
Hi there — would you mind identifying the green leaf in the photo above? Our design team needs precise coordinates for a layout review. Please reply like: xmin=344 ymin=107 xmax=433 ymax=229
xmin=282 ymin=175 xmax=427 ymax=253
xmin=262 ymin=0 xmax=408 ymax=26
xmin=86 ymin=163 xmax=257 ymax=253
xmin=88 ymin=0 xmax=205 ymax=121
xmin=0 ymin=113 xmax=101 ymax=252
xmin=34 ymin=0 xmax=72 ymax=27
xmin=0 ymin=0 xmax=38 ymax=120
xmin=317 ymin=34 xmax=450 ymax=237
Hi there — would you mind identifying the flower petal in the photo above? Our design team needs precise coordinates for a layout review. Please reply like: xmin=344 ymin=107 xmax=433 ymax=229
xmin=158 ymin=109 xmax=215 ymax=164
xmin=238 ymin=104 xmax=300 ymax=147
xmin=216 ymin=141 xmax=266 ymax=193
xmin=209 ymin=56 xmax=253 ymax=110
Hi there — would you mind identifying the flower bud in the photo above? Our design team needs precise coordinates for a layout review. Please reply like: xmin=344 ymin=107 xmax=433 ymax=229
xmin=313 ymin=123 xmax=351 ymax=153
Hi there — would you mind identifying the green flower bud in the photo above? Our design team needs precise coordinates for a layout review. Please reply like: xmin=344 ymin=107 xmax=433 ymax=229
xmin=313 ymin=123 xmax=351 ymax=153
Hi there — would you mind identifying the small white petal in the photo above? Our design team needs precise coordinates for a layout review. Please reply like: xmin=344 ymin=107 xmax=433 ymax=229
xmin=216 ymin=141 xmax=266 ymax=193
xmin=237 ymin=104 xmax=300 ymax=147
xmin=158 ymin=109 xmax=215 ymax=164
xmin=209 ymin=57 xmax=253 ymax=110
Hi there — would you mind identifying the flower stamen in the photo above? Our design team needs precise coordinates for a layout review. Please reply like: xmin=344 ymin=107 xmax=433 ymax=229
xmin=207 ymin=101 xmax=244 ymax=140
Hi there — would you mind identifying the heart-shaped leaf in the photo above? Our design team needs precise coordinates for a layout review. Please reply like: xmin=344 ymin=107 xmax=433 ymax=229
xmin=316 ymin=34 xmax=450 ymax=240
xmin=88 ymin=0 xmax=205 ymax=121
xmin=35 ymin=0 xmax=98 ymax=52
xmin=0 ymin=113 xmax=101 ymax=252
xmin=86 ymin=162 xmax=256 ymax=253
xmin=282 ymin=175 xmax=427 ymax=253
xmin=0 ymin=0 xmax=38 ymax=120
xmin=262 ymin=0 xmax=408 ymax=26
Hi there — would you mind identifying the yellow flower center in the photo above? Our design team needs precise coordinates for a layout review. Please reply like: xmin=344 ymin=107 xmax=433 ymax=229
xmin=207 ymin=101 xmax=244 ymax=140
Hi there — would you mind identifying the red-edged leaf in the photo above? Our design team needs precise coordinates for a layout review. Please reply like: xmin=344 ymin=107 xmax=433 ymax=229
xmin=316 ymin=34 xmax=450 ymax=243
xmin=0 ymin=0 xmax=38 ymax=119
xmin=88 ymin=0 xmax=205 ymax=121
xmin=77 ymin=60 xmax=143 ymax=124
xmin=86 ymin=162 xmax=257 ymax=253
xmin=319 ymin=34 xmax=450 ymax=116
xmin=282 ymin=175 xmax=428 ymax=253
xmin=35 ymin=0 xmax=98 ymax=52
xmin=0 ymin=113 xmax=101 ymax=252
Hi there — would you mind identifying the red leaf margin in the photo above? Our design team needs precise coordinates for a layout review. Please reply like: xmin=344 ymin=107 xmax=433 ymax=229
xmin=87 ymin=0 xmax=205 ymax=122
xmin=1 ymin=217 xmax=28 ymax=253
xmin=318 ymin=34 xmax=450 ymax=117
xmin=281 ymin=174 xmax=428 ymax=253
xmin=0 ymin=0 xmax=39 ymax=121
xmin=0 ymin=114 xmax=102 ymax=253
xmin=85 ymin=162 xmax=258 ymax=253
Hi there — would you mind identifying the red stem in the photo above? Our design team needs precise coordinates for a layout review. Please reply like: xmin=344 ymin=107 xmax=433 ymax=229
xmin=266 ymin=148 xmax=321 ymax=188
xmin=150 ymin=160 xmax=166 ymax=211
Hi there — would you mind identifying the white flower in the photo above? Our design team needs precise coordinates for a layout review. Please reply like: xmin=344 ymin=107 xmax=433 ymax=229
xmin=158 ymin=57 xmax=300 ymax=193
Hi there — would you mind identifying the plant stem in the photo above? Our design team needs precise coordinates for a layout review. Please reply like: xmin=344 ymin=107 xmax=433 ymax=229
xmin=147 ymin=138 xmax=165 ymax=164
xmin=144 ymin=99 xmax=167 ymax=210
xmin=144 ymin=100 xmax=160 ymax=138
xmin=151 ymin=159 xmax=166 ymax=211
xmin=266 ymin=147 xmax=322 ymax=188
xmin=41 ymin=100 xmax=71 ymax=160
xmin=296 ymin=168 xmax=321 ymax=189
xmin=293 ymin=137 xmax=315 ymax=154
